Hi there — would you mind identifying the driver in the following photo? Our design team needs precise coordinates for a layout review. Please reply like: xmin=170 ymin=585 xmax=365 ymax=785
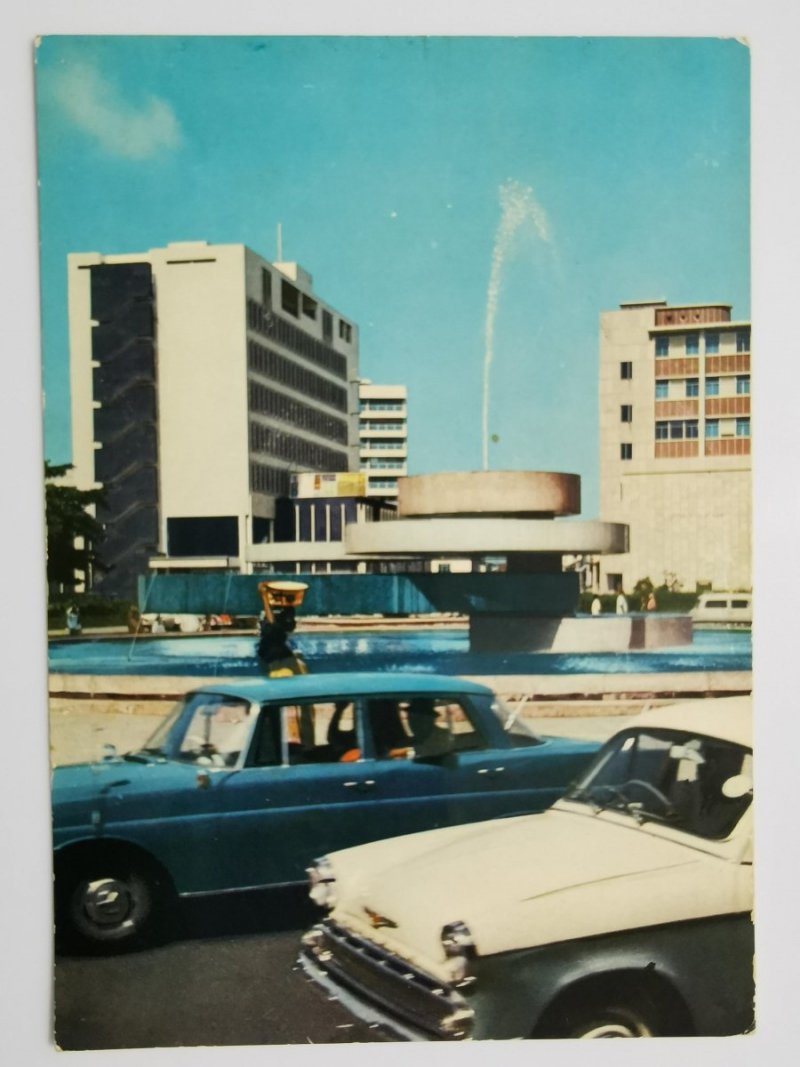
xmin=407 ymin=700 xmax=451 ymax=758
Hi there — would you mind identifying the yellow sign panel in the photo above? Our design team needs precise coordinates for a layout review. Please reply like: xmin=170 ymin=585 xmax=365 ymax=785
xmin=294 ymin=472 xmax=366 ymax=498
xmin=334 ymin=472 xmax=366 ymax=497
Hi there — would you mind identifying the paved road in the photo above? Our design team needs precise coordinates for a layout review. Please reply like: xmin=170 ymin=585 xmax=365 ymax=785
xmin=55 ymin=889 xmax=381 ymax=1049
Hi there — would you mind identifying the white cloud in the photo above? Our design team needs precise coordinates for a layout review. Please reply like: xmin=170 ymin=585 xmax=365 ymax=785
xmin=54 ymin=62 xmax=182 ymax=160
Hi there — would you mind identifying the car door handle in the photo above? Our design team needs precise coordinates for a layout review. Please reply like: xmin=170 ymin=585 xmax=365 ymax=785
xmin=343 ymin=779 xmax=376 ymax=791
xmin=477 ymin=766 xmax=506 ymax=776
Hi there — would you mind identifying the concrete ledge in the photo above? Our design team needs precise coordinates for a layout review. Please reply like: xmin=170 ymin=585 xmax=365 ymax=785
xmin=49 ymin=670 xmax=752 ymax=703
xmin=346 ymin=516 xmax=629 ymax=556
xmin=465 ymin=671 xmax=752 ymax=700
xmin=469 ymin=613 xmax=693 ymax=652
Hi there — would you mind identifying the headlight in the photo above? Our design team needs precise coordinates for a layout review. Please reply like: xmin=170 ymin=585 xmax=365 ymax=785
xmin=441 ymin=920 xmax=477 ymax=987
xmin=306 ymin=856 xmax=337 ymax=909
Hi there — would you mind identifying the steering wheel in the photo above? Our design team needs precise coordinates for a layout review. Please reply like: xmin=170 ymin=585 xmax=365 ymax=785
xmin=620 ymin=779 xmax=675 ymax=815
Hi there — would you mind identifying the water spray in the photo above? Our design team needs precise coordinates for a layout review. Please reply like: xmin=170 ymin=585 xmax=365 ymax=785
xmin=482 ymin=180 xmax=551 ymax=470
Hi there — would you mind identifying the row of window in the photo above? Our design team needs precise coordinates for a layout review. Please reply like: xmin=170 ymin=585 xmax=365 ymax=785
xmin=361 ymin=458 xmax=408 ymax=470
xmin=654 ymin=376 xmax=750 ymax=399
xmin=706 ymin=418 xmax=751 ymax=438
xmin=250 ymin=461 xmax=292 ymax=497
xmin=279 ymin=279 xmax=319 ymax=322
xmin=249 ymin=420 xmax=349 ymax=471
xmin=248 ymin=340 xmax=348 ymax=412
xmin=247 ymin=298 xmax=348 ymax=379
xmin=247 ymin=381 xmax=350 ymax=445
xmin=360 ymin=402 xmax=406 ymax=412
xmin=619 ymin=417 xmax=752 ymax=457
xmin=360 ymin=438 xmax=407 ymax=450
xmin=648 ymin=418 xmax=751 ymax=439
xmin=291 ymin=500 xmax=357 ymax=543
xmin=270 ymin=274 xmax=354 ymax=343
xmin=359 ymin=421 xmax=406 ymax=432
xmin=655 ymin=419 xmax=699 ymax=440
xmin=655 ymin=329 xmax=750 ymax=357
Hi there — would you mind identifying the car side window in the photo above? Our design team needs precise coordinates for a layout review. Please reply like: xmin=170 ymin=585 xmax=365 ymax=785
xmin=248 ymin=701 xmax=362 ymax=767
xmin=177 ymin=696 xmax=254 ymax=767
xmin=246 ymin=705 xmax=282 ymax=767
xmin=407 ymin=699 xmax=486 ymax=757
xmin=363 ymin=699 xmax=413 ymax=759
xmin=365 ymin=698 xmax=487 ymax=762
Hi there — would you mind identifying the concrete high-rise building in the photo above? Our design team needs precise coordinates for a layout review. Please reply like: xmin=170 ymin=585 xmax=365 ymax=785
xmin=598 ymin=300 xmax=751 ymax=595
xmin=68 ymin=241 xmax=360 ymax=597
xmin=358 ymin=382 xmax=408 ymax=498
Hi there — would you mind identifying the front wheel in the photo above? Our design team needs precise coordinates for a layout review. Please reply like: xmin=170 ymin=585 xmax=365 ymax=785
xmin=57 ymin=857 xmax=167 ymax=952
xmin=563 ymin=1005 xmax=657 ymax=1038
xmin=536 ymin=989 xmax=677 ymax=1039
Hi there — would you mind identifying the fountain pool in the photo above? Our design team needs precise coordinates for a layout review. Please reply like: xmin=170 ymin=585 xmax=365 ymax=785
xmin=49 ymin=626 xmax=751 ymax=679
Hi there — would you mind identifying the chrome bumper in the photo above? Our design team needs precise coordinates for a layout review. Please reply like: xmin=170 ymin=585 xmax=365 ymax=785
xmin=298 ymin=919 xmax=474 ymax=1041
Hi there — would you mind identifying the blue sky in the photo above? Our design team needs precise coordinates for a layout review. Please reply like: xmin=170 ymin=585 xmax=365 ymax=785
xmin=35 ymin=35 xmax=749 ymax=517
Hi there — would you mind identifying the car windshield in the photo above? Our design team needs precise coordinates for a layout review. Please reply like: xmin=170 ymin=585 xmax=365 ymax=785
xmin=490 ymin=697 xmax=544 ymax=746
xmin=564 ymin=727 xmax=753 ymax=840
xmin=137 ymin=692 xmax=255 ymax=767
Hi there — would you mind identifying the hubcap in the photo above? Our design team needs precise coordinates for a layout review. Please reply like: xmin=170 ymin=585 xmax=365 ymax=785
xmin=81 ymin=877 xmax=134 ymax=927
xmin=580 ymin=1019 xmax=651 ymax=1038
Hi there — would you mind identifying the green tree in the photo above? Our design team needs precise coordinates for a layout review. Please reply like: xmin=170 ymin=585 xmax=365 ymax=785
xmin=44 ymin=462 xmax=107 ymax=593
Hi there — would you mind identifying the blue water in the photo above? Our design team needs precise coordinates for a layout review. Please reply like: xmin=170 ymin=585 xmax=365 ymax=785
xmin=48 ymin=626 xmax=751 ymax=677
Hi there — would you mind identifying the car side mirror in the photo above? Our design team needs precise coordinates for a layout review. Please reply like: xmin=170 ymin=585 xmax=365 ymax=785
xmin=101 ymin=743 xmax=118 ymax=761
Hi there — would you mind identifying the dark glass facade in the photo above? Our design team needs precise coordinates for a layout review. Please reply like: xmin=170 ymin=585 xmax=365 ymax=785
xmin=89 ymin=263 xmax=159 ymax=598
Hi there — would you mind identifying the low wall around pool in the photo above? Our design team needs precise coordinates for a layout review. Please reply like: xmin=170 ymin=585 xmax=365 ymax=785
xmin=470 ymin=613 xmax=693 ymax=653
xmin=48 ymin=669 xmax=752 ymax=704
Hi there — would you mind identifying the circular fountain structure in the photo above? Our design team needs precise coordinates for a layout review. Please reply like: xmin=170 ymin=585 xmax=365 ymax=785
xmin=346 ymin=471 xmax=692 ymax=653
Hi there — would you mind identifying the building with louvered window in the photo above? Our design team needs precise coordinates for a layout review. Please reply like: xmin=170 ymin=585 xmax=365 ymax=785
xmin=67 ymin=241 xmax=360 ymax=598
xmin=358 ymin=382 xmax=408 ymax=498
xmin=598 ymin=300 xmax=751 ymax=595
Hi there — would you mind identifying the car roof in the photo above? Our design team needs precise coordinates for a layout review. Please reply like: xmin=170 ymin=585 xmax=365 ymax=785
xmin=188 ymin=671 xmax=494 ymax=703
xmin=632 ymin=695 xmax=752 ymax=749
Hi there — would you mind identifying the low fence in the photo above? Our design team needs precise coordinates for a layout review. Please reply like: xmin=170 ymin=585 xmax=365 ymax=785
xmin=136 ymin=571 xmax=580 ymax=618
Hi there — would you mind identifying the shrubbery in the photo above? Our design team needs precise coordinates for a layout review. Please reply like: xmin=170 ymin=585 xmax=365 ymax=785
xmin=577 ymin=587 xmax=728 ymax=614
xmin=47 ymin=596 xmax=133 ymax=630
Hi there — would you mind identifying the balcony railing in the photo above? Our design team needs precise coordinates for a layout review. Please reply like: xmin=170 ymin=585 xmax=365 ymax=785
xmin=654 ymin=399 xmax=700 ymax=418
xmin=654 ymin=440 xmax=699 ymax=459
xmin=705 ymin=396 xmax=750 ymax=417
xmin=705 ymin=438 xmax=751 ymax=456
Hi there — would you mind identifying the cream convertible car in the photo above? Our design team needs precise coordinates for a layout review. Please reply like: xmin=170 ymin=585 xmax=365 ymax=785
xmin=299 ymin=696 xmax=754 ymax=1040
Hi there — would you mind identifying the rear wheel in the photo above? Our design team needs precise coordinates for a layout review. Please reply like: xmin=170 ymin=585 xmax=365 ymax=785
xmin=57 ymin=855 xmax=168 ymax=952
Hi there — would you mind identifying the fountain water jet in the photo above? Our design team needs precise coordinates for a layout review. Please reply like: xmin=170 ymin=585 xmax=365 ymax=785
xmin=482 ymin=180 xmax=552 ymax=470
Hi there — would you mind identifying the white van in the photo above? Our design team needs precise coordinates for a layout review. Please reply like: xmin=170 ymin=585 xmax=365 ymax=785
xmin=691 ymin=593 xmax=752 ymax=628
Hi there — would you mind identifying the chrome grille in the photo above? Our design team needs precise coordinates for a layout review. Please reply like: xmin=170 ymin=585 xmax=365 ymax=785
xmin=301 ymin=918 xmax=474 ymax=1039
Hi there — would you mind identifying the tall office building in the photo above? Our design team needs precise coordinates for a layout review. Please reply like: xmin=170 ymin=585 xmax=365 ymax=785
xmin=598 ymin=300 xmax=751 ymax=594
xmin=358 ymin=382 xmax=408 ymax=498
xmin=68 ymin=241 xmax=360 ymax=597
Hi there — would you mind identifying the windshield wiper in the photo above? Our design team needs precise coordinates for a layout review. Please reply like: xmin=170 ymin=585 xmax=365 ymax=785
xmin=563 ymin=785 xmax=603 ymax=813
xmin=593 ymin=785 xmax=646 ymax=821
xmin=566 ymin=784 xmax=649 ymax=822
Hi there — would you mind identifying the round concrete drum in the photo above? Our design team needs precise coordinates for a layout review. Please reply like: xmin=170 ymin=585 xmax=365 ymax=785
xmin=398 ymin=471 xmax=581 ymax=518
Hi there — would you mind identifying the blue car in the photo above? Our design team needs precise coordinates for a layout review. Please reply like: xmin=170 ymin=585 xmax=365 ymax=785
xmin=53 ymin=672 xmax=598 ymax=950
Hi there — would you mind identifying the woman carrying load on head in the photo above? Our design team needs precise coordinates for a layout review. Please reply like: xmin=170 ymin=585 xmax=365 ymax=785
xmin=256 ymin=581 xmax=308 ymax=676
